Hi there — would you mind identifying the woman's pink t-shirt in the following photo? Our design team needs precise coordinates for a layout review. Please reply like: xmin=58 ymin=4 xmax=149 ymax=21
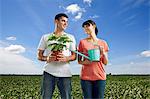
xmin=78 ymin=39 xmax=109 ymax=80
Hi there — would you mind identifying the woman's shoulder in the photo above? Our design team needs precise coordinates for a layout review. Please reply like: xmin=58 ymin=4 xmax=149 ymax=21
xmin=79 ymin=38 xmax=88 ymax=43
xmin=98 ymin=38 xmax=109 ymax=49
xmin=98 ymin=38 xmax=107 ymax=43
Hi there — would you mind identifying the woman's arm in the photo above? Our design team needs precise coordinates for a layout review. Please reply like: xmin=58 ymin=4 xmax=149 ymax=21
xmin=99 ymin=46 xmax=108 ymax=65
xmin=101 ymin=52 xmax=108 ymax=65
xmin=78 ymin=55 xmax=92 ymax=65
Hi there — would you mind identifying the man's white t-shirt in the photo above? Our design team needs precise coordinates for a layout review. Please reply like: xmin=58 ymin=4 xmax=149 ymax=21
xmin=38 ymin=32 xmax=76 ymax=77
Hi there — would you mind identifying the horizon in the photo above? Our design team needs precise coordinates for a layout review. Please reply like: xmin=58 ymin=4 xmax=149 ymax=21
xmin=1 ymin=74 xmax=150 ymax=76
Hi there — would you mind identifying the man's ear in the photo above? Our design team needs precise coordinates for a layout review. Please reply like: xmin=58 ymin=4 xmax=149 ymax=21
xmin=54 ymin=19 xmax=57 ymax=24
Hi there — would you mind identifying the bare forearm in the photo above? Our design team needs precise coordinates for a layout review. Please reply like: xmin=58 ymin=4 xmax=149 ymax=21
xmin=67 ymin=53 xmax=76 ymax=62
xmin=78 ymin=60 xmax=87 ymax=65
xmin=37 ymin=50 xmax=47 ymax=61
xmin=101 ymin=53 xmax=108 ymax=65
xmin=78 ymin=56 xmax=91 ymax=65
xmin=38 ymin=55 xmax=47 ymax=61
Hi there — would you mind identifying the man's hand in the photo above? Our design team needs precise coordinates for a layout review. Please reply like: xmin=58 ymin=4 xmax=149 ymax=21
xmin=57 ymin=52 xmax=69 ymax=62
xmin=46 ymin=55 xmax=57 ymax=63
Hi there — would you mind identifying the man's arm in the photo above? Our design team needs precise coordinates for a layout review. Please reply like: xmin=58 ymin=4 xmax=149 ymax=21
xmin=37 ymin=49 xmax=56 ymax=62
xmin=68 ymin=52 xmax=76 ymax=61
xmin=37 ymin=49 xmax=47 ymax=61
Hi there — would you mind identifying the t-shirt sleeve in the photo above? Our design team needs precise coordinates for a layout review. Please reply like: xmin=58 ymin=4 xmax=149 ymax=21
xmin=78 ymin=40 xmax=83 ymax=52
xmin=37 ymin=35 xmax=46 ymax=50
xmin=69 ymin=35 xmax=76 ymax=51
xmin=103 ymin=41 xmax=109 ymax=52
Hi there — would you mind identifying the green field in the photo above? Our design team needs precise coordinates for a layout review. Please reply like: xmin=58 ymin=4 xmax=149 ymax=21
xmin=0 ymin=75 xmax=150 ymax=99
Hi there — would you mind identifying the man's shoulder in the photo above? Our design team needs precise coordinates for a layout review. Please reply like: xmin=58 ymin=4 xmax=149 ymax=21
xmin=65 ymin=32 xmax=73 ymax=36
xmin=41 ymin=32 xmax=53 ymax=38
xmin=64 ymin=32 xmax=74 ymax=37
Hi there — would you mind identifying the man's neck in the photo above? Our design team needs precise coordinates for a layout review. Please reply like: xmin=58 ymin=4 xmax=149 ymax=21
xmin=54 ymin=29 xmax=65 ymax=36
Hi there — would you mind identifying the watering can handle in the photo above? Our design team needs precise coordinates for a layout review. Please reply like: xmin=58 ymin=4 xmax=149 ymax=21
xmin=69 ymin=49 xmax=90 ymax=60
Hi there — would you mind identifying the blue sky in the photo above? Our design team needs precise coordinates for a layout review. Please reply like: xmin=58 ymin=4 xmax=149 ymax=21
xmin=0 ymin=0 xmax=150 ymax=74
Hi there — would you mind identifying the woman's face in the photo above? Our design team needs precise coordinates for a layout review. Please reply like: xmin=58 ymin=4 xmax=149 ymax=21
xmin=83 ymin=23 xmax=95 ymax=35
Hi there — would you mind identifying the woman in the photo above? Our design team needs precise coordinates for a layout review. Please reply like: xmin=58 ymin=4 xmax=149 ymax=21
xmin=78 ymin=20 xmax=109 ymax=99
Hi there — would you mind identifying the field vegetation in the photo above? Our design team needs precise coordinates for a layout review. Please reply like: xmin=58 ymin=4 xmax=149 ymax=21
xmin=0 ymin=75 xmax=150 ymax=99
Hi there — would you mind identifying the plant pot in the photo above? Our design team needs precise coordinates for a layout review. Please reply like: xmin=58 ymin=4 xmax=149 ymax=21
xmin=51 ymin=51 xmax=62 ymax=61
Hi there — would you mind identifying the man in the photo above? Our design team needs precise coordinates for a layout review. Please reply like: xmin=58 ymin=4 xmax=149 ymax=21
xmin=37 ymin=13 xmax=76 ymax=99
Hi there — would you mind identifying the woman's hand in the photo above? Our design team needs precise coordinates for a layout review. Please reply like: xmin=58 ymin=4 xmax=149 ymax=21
xmin=78 ymin=58 xmax=92 ymax=65
xmin=99 ymin=46 xmax=105 ymax=57
xmin=98 ymin=46 xmax=108 ymax=65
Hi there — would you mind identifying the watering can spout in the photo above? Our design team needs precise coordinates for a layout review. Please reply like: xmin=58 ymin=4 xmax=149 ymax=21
xmin=70 ymin=48 xmax=100 ymax=61
xmin=69 ymin=49 xmax=91 ymax=60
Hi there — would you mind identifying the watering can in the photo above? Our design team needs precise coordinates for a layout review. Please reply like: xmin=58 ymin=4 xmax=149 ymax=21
xmin=70 ymin=48 xmax=100 ymax=61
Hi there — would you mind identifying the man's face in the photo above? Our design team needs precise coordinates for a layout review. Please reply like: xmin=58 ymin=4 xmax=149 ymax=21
xmin=55 ymin=16 xmax=68 ymax=30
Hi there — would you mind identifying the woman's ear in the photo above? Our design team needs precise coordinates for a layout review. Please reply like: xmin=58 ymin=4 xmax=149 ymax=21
xmin=93 ymin=25 xmax=96 ymax=29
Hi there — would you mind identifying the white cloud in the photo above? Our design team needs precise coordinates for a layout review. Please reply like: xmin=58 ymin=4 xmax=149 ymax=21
xmin=123 ymin=14 xmax=137 ymax=23
xmin=130 ymin=61 xmax=134 ymax=65
xmin=120 ymin=0 xmax=135 ymax=6
xmin=4 ymin=44 xmax=26 ymax=54
xmin=107 ymin=63 xmax=112 ymax=66
xmin=0 ymin=40 xmax=9 ymax=47
xmin=75 ymin=12 xmax=82 ymax=20
xmin=132 ymin=0 xmax=147 ymax=8
xmin=148 ymin=0 xmax=150 ymax=6
xmin=6 ymin=36 xmax=16 ymax=40
xmin=59 ymin=5 xmax=65 ymax=9
xmin=83 ymin=0 xmax=93 ymax=6
xmin=89 ymin=15 xmax=99 ymax=19
xmin=106 ymin=61 xmax=150 ymax=74
xmin=65 ymin=4 xmax=85 ymax=20
xmin=106 ymin=53 xmax=150 ymax=74
xmin=122 ymin=14 xmax=137 ymax=26
xmin=117 ymin=0 xmax=147 ymax=16
xmin=66 ymin=4 xmax=81 ymax=14
xmin=120 ymin=0 xmax=146 ymax=7
xmin=140 ymin=50 xmax=150 ymax=57
xmin=0 ymin=48 xmax=42 ymax=74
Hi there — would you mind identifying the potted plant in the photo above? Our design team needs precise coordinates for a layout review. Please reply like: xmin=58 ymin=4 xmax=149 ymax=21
xmin=47 ymin=34 xmax=72 ymax=61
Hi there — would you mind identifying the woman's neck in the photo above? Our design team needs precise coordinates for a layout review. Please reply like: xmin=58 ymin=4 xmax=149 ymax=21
xmin=88 ymin=33 xmax=98 ymax=42
xmin=87 ymin=36 xmax=98 ymax=42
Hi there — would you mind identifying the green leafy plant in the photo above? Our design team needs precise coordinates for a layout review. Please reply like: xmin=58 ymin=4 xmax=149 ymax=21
xmin=47 ymin=34 xmax=72 ymax=51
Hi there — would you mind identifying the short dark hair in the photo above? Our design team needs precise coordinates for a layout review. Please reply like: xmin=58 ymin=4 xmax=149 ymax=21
xmin=82 ymin=20 xmax=98 ymax=35
xmin=55 ymin=13 xmax=68 ymax=20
